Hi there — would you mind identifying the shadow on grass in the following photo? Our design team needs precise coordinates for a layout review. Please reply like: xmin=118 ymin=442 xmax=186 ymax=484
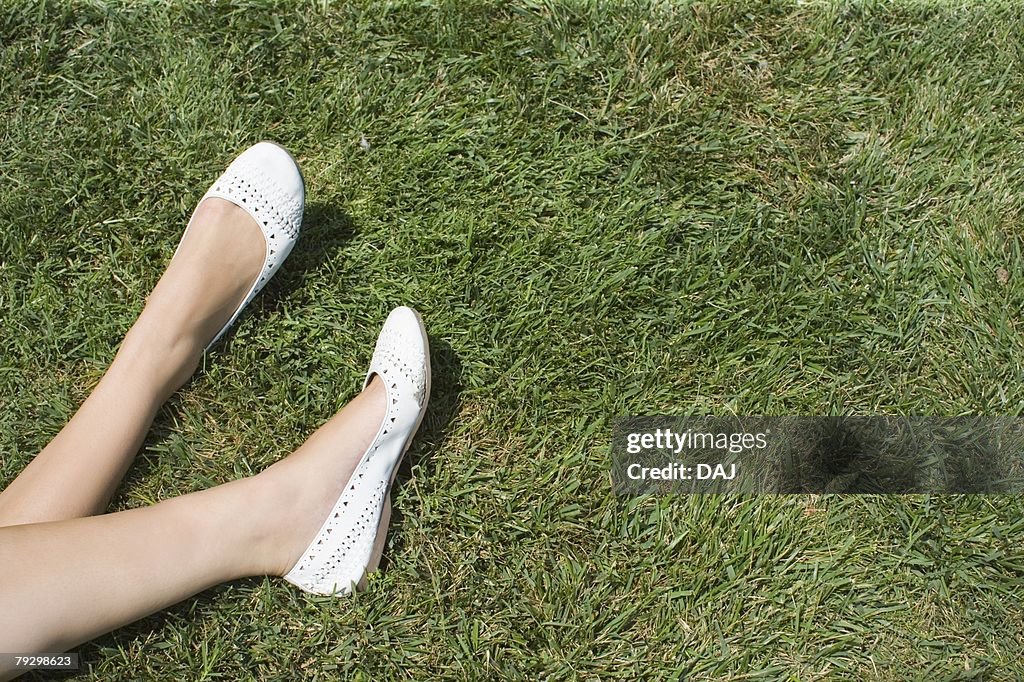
xmin=52 ymin=583 xmax=246 ymax=682
xmin=381 ymin=336 xmax=464 ymax=573
xmin=247 ymin=201 xmax=357 ymax=316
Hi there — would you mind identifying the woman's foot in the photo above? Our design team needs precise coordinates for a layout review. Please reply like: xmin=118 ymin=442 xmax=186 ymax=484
xmin=114 ymin=198 xmax=267 ymax=398
xmin=112 ymin=141 xmax=305 ymax=401
xmin=0 ymin=144 xmax=303 ymax=527
xmin=242 ymin=308 xmax=431 ymax=592
xmin=247 ymin=375 xmax=391 ymax=578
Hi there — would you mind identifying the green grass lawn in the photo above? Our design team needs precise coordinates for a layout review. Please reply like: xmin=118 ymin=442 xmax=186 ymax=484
xmin=3 ymin=0 xmax=1024 ymax=679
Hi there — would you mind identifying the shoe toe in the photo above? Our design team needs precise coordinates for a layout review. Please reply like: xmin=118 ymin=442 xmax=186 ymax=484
xmin=232 ymin=141 xmax=305 ymax=205
xmin=372 ymin=306 xmax=429 ymax=408
xmin=386 ymin=306 xmax=424 ymax=337
xmin=379 ymin=306 xmax=428 ymax=367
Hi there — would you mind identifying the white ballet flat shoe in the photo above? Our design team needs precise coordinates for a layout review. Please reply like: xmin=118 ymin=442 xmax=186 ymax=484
xmin=284 ymin=306 xmax=431 ymax=596
xmin=174 ymin=141 xmax=304 ymax=349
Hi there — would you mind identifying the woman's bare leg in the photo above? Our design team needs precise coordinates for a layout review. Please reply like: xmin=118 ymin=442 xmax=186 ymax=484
xmin=0 ymin=376 xmax=389 ymax=676
xmin=0 ymin=199 xmax=265 ymax=526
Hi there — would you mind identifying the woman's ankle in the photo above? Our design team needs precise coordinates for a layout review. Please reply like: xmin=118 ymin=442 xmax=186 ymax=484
xmin=110 ymin=321 xmax=203 ymax=401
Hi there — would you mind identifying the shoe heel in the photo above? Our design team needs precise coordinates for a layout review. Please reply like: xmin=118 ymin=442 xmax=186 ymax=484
xmin=358 ymin=493 xmax=391 ymax=590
